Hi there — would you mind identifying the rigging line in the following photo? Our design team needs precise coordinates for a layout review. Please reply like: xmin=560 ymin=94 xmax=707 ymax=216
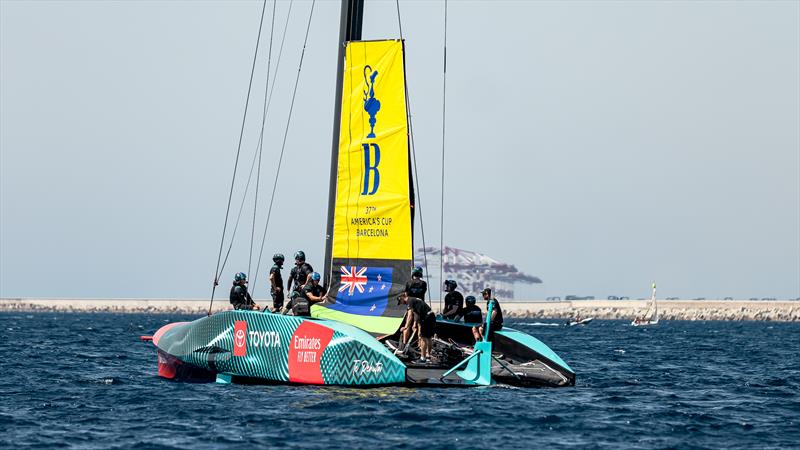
xmin=394 ymin=0 xmax=404 ymax=41
xmin=221 ymin=0 xmax=293 ymax=297
xmin=252 ymin=0 xmax=296 ymax=296
xmin=396 ymin=0 xmax=432 ymax=304
xmin=251 ymin=0 xmax=316 ymax=297
xmin=209 ymin=0 xmax=268 ymax=316
xmin=438 ymin=0 xmax=447 ymax=314
xmin=248 ymin=0 xmax=278 ymax=283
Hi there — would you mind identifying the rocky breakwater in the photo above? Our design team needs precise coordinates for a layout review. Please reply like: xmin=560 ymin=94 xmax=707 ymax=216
xmin=501 ymin=300 xmax=800 ymax=322
xmin=2 ymin=298 xmax=799 ymax=321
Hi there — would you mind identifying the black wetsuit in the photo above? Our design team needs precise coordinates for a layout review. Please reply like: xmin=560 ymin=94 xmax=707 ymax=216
xmin=270 ymin=264 xmax=284 ymax=310
xmin=229 ymin=284 xmax=254 ymax=310
xmin=289 ymin=262 xmax=314 ymax=293
xmin=405 ymin=278 xmax=427 ymax=299
xmin=442 ymin=290 xmax=464 ymax=320
xmin=462 ymin=304 xmax=482 ymax=324
xmin=486 ymin=298 xmax=504 ymax=340
xmin=302 ymin=283 xmax=324 ymax=302
xmin=407 ymin=297 xmax=435 ymax=338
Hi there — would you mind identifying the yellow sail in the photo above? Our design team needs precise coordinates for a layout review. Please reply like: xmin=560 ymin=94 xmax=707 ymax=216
xmin=312 ymin=40 xmax=413 ymax=335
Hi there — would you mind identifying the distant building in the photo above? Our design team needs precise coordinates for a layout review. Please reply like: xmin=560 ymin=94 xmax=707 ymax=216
xmin=415 ymin=246 xmax=542 ymax=299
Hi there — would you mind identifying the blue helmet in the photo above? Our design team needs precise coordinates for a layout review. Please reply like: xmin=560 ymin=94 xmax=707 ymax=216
xmin=234 ymin=272 xmax=247 ymax=282
xmin=311 ymin=272 xmax=321 ymax=281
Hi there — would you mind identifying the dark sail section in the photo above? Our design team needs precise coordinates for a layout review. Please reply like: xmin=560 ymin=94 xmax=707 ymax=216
xmin=312 ymin=40 xmax=412 ymax=335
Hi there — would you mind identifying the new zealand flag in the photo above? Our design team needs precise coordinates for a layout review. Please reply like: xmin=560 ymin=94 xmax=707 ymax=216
xmin=329 ymin=266 xmax=393 ymax=316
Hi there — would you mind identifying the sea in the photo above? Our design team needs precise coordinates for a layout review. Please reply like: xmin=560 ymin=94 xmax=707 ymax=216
xmin=1 ymin=313 xmax=798 ymax=449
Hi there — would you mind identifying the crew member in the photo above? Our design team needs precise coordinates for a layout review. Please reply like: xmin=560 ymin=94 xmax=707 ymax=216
xmin=269 ymin=253 xmax=285 ymax=312
xmin=229 ymin=272 xmax=257 ymax=310
xmin=461 ymin=295 xmax=483 ymax=324
xmin=287 ymin=250 xmax=314 ymax=293
xmin=441 ymin=279 xmax=464 ymax=320
xmin=472 ymin=288 xmax=504 ymax=342
xmin=302 ymin=272 xmax=326 ymax=303
xmin=281 ymin=272 xmax=324 ymax=317
xmin=397 ymin=292 xmax=436 ymax=363
xmin=405 ymin=266 xmax=427 ymax=299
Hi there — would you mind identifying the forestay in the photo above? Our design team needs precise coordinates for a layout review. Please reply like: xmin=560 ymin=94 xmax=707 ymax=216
xmin=311 ymin=40 xmax=414 ymax=335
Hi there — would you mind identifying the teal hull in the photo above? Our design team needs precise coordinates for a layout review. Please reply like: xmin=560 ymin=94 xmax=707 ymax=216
xmin=154 ymin=311 xmax=406 ymax=386
xmin=153 ymin=312 xmax=575 ymax=387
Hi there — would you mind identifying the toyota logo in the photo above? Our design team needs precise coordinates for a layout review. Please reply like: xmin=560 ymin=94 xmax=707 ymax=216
xmin=235 ymin=329 xmax=246 ymax=348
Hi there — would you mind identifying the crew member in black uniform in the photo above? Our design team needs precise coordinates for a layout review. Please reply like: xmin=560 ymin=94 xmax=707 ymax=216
xmin=400 ymin=267 xmax=427 ymax=338
xmin=397 ymin=291 xmax=436 ymax=363
xmin=404 ymin=266 xmax=427 ymax=299
xmin=283 ymin=272 xmax=324 ymax=317
xmin=472 ymin=288 xmax=504 ymax=342
xmin=441 ymin=279 xmax=464 ymax=320
xmin=229 ymin=272 xmax=257 ymax=310
xmin=287 ymin=250 xmax=314 ymax=294
xmin=302 ymin=272 xmax=326 ymax=303
xmin=461 ymin=295 xmax=483 ymax=324
xmin=268 ymin=253 xmax=285 ymax=312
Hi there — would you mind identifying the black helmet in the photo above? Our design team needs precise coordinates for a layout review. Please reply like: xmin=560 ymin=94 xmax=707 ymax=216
xmin=465 ymin=295 xmax=476 ymax=306
xmin=273 ymin=253 xmax=285 ymax=263
xmin=444 ymin=279 xmax=457 ymax=291
xmin=411 ymin=266 xmax=423 ymax=277
xmin=294 ymin=250 xmax=306 ymax=261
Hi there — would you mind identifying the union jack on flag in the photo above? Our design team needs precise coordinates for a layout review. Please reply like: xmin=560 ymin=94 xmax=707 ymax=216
xmin=329 ymin=265 xmax=393 ymax=316
xmin=339 ymin=266 xmax=368 ymax=295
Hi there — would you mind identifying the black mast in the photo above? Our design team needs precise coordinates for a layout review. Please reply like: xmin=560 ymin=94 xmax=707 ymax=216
xmin=324 ymin=0 xmax=364 ymax=287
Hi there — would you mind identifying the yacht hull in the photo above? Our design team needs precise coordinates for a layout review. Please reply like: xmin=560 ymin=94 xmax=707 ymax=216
xmin=152 ymin=312 xmax=575 ymax=387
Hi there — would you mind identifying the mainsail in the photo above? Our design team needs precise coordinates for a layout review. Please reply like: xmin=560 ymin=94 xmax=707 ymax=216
xmin=311 ymin=40 xmax=413 ymax=335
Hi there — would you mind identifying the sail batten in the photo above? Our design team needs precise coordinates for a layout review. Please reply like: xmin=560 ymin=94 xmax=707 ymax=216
xmin=312 ymin=40 xmax=412 ymax=335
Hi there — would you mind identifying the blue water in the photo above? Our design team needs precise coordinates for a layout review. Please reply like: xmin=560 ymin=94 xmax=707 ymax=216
xmin=1 ymin=313 xmax=798 ymax=449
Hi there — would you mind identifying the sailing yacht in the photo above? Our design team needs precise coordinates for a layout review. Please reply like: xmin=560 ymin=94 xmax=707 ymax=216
xmin=631 ymin=282 xmax=659 ymax=327
xmin=150 ymin=0 xmax=575 ymax=387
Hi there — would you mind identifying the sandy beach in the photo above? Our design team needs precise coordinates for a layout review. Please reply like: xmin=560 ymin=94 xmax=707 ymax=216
xmin=1 ymin=298 xmax=798 ymax=321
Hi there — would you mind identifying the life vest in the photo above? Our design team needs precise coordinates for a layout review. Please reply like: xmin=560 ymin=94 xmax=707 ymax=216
xmin=291 ymin=263 xmax=313 ymax=291
xmin=463 ymin=305 xmax=482 ymax=324
xmin=229 ymin=284 xmax=251 ymax=306
xmin=405 ymin=278 xmax=427 ymax=298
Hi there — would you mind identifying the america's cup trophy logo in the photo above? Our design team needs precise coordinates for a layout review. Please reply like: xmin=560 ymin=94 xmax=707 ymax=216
xmin=363 ymin=65 xmax=381 ymax=138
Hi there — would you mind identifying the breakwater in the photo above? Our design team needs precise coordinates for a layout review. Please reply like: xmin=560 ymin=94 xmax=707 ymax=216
xmin=1 ymin=298 xmax=798 ymax=321
xmin=502 ymin=299 xmax=800 ymax=322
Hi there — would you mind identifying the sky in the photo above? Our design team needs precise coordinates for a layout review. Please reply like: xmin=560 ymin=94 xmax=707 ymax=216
xmin=1 ymin=0 xmax=798 ymax=301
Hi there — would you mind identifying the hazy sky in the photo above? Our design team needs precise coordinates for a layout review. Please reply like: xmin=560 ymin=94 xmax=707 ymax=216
xmin=1 ymin=0 xmax=798 ymax=300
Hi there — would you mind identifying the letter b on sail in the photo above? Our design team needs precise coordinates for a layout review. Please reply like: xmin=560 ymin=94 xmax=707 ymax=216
xmin=361 ymin=143 xmax=380 ymax=195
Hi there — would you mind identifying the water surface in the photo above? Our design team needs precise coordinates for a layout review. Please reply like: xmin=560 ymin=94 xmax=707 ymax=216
xmin=1 ymin=313 xmax=797 ymax=448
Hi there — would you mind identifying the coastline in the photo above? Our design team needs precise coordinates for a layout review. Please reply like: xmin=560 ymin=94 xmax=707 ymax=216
xmin=1 ymin=298 xmax=798 ymax=321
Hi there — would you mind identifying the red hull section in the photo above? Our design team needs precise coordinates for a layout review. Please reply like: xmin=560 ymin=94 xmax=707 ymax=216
xmin=156 ymin=349 xmax=215 ymax=382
